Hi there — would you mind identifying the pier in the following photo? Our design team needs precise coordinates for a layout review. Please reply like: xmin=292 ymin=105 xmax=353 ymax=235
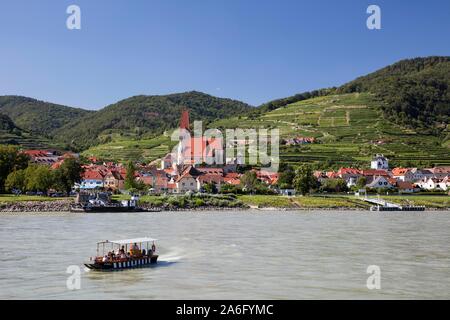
xmin=359 ymin=196 xmax=426 ymax=211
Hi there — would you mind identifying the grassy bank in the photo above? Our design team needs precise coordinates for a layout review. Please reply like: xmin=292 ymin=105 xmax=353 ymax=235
xmin=373 ymin=195 xmax=450 ymax=209
xmin=1 ymin=193 xmax=448 ymax=210
xmin=0 ymin=194 xmax=68 ymax=203
xmin=113 ymin=193 xmax=245 ymax=209
xmin=237 ymin=195 xmax=369 ymax=209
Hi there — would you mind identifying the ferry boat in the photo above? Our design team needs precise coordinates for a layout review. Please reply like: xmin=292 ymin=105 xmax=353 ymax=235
xmin=70 ymin=192 xmax=161 ymax=213
xmin=84 ymin=237 xmax=158 ymax=271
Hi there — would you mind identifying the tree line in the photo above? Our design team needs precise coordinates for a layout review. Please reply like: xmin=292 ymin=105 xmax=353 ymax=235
xmin=0 ymin=145 xmax=83 ymax=195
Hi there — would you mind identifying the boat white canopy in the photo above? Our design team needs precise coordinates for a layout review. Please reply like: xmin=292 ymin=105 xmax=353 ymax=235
xmin=105 ymin=237 xmax=157 ymax=245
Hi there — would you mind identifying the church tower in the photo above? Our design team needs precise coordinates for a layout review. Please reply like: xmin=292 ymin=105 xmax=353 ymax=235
xmin=179 ymin=108 xmax=190 ymax=132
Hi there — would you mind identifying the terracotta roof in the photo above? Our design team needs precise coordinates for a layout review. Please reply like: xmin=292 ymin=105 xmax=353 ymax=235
xmin=224 ymin=177 xmax=241 ymax=185
xmin=338 ymin=168 xmax=361 ymax=175
xmin=197 ymin=174 xmax=224 ymax=184
xmin=361 ymin=169 xmax=390 ymax=177
xmin=176 ymin=166 xmax=201 ymax=182
xmin=397 ymin=181 xmax=414 ymax=190
xmin=82 ymin=170 xmax=105 ymax=180
xmin=196 ymin=167 xmax=224 ymax=176
xmin=430 ymin=166 xmax=450 ymax=174
xmin=392 ymin=168 xmax=410 ymax=176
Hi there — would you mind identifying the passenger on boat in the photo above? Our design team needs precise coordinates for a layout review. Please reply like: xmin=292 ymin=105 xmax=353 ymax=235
xmin=102 ymin=255 xmax=108 ymax=262
xmin=142 ymin=249 xmax=146 ymax=256
xmin=130 ymin=243 xmax=140 ymax=256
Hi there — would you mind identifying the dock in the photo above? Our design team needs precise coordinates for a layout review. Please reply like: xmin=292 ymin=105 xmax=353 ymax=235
xmin=359 ymin=197 xmax=426 ymax=211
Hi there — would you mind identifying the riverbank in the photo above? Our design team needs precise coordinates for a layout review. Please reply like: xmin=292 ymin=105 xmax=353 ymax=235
xmin=0 ymin=194 xmax=448 ymax=212
xmin=0 ymin=200 xmax=72 ymax=212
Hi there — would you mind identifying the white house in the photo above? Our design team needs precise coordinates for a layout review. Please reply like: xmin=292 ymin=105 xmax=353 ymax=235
xmin=437 ymin=177 xmax=450 ymax=191
xmin=371 ymin=154 xmax=389 ymax=170
xmin=366 ymin=176 xmax=394 ymax=189
xmin=175 ymin=166 xmax=201 ymax=193
xmin=416 ymin=178 xmax=442 ymax=191
xmin=409 ymin=168 xmax=433 ymax=182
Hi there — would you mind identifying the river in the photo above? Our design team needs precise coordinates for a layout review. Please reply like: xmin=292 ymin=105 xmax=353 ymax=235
xmin=0 ymin=210 xmax=449 ymax=299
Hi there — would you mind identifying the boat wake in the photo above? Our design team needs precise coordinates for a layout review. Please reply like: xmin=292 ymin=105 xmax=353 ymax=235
xmin=158 ymin=247 xmax=185 ymax=263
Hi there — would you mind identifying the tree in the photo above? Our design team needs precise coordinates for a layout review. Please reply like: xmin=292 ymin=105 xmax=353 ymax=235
xmin=25 ymin=165 xmax=53 ymax=193
xmin=293 ymin=165 xmax=317 ymax=195
xmin=53 ymin=158 xmax=84 ymax=194
xmin=320 ymin=178 xmax=348 ymax=193
xmin=202 ymin=182 xmax=218 ymax=194
xmin=220 ymin=183 xmax=241 ymax=194
xmin=5 ymin=169 xmax=26 ymax=193
xmin=240 ymin=171 xmax=259 ymax=194
xmin=278 ymin=165 xmax=295 ymax=189
xmin=356 ymin=176 xmax=367 ymax=189
xmin=0 ymin=145 xmax=29 ymax=192
xmin=124 ymin=161 xmax=137 ymax=190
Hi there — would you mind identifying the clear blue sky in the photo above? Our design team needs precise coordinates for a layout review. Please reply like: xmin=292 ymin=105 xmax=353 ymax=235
xmin=1 ymin=0 xmax=449 ymax=109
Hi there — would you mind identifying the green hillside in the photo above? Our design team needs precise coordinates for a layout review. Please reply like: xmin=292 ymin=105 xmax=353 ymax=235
xmin=54 ymin=91 xmax=253 ymax=150
xmin=0 ymin=96 xmax=92 ymax=137
xmin=80 ymin=133 xmax=176 ymax=163
xmin=0 ymin=114 xmax=59 ymax=149
xmin=211 ymin=93 xmax=450 ymax=168
xmin=338 ymin=56 xmax=450 ymax=134
xmin=83 ymin=92 xmax=449 ymax=166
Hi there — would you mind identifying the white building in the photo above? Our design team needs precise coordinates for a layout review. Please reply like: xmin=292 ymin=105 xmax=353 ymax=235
xmin=371 ymin=154 xmax=389 ymax=170
xmin=366 ymin=176 xmax=394 ymax=189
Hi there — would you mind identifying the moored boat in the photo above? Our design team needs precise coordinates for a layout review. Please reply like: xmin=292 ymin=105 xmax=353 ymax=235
xmin=70 ymin=192 xmax=161 ymax=212
xmin=84 ymin=237 xmax=159 ymax=271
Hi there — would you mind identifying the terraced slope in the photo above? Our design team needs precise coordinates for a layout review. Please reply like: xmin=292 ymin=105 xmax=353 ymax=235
xmin=80 ymin=133 xmax=177 ymax=163
xmin=211 ymin=93 xmax=450 ymax=168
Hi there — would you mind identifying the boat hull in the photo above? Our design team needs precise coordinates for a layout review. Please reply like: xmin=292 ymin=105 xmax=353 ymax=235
xmin=71 ymin=206 xmax=161 ymax=213
xmin=84 ymin=255 xmax=158 ymax=271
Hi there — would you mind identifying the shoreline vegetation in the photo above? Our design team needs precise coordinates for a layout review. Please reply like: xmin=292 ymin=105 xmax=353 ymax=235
xmin=0 ymin=194 xmax=448 ymax=213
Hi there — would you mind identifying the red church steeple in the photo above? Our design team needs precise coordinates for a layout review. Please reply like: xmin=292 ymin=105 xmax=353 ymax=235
xmin=179 ymin=108 xmax=190 ymax=131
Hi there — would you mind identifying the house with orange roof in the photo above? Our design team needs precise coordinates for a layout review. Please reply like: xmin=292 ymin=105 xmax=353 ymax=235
xmin=396 ymin=181 xmax=417 ymax=193
xmin=104 ymin=170 xmax=124 ymax=191
xmin=197 ymin=174 xmax=224 ymax=191
xmin=255 ymin=170 xmax=279 ymax=186
xmin=391 ymin=168 xmax=414 ymax=182
xmin=337 ymin=168 xmax=362 ymax=181
xmin=22 ymin=149 xmax=60 ymax=165
xmin=361 ymin=169 xmax=390 ymax=177
xmin=175 ymin=166 xmax=202 ymax=193
xmin=224 ymin=173 xmax=242 ymax=186
xmin=77 ymin=170 xmax=105 ymax=190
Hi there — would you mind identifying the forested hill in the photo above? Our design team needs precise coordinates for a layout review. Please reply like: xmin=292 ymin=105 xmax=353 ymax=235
xmin=53 ymin=91 xmax=253 ymax=150
xmin=337 ymin=56 xmax=450 ymax=134
xmin=0 ymin=96 xmax=92 ymax=137
xmin=0 ymin=114 xmax=19 ymax=132
xmin=256 ymin=56 xmax=450 ymax=136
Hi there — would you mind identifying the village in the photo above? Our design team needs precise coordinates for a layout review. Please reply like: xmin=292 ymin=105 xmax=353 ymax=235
xmin=16 ymin=110 xmax=450 ymax=198
xmin=20 ymin=149 xmax=450 ymax=196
